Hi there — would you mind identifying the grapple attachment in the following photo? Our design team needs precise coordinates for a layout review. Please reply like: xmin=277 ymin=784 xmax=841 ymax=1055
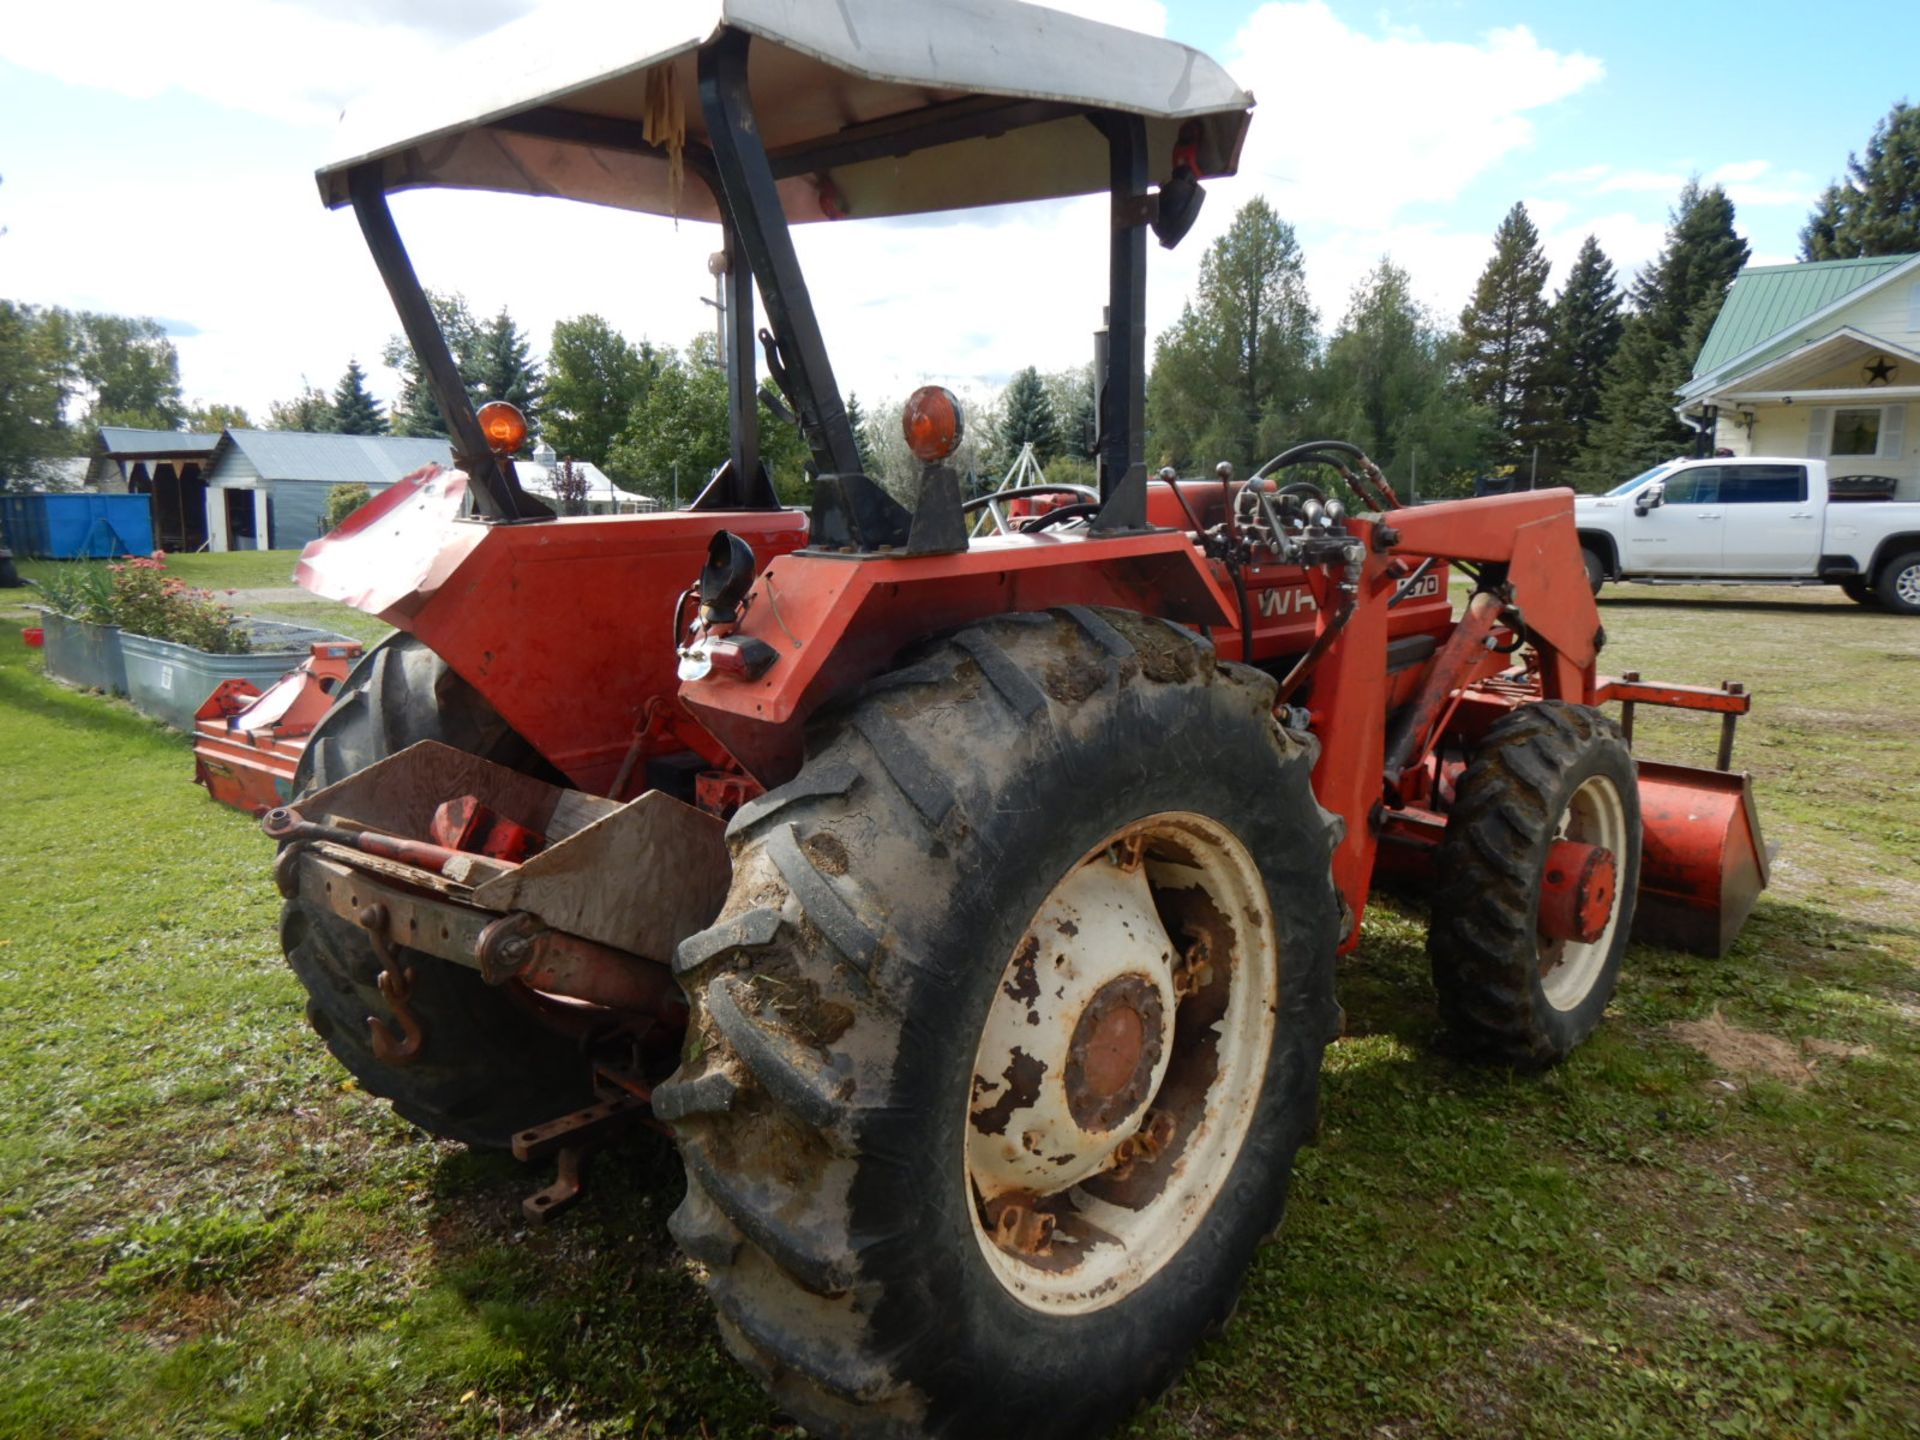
xmin=1631 ymin=761 xmax=1770 ymax=959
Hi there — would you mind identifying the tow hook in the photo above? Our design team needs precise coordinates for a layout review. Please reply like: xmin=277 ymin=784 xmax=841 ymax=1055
xmin=357 ymin=902 xmax=424 ymax=1065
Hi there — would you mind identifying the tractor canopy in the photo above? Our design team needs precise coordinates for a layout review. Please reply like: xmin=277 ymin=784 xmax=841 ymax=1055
xmin=315 ymin=0 xmax=1255 ymax=224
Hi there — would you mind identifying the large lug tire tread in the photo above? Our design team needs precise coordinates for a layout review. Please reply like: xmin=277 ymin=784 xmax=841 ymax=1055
xmin=658 ymin=608 xmax=1344 ymax=1440
xmin=281 ymin=635 xmax=593 ymax=1148
xmin=1874 ymin=550 xmax=1920 ymax=615
xmin=1427 ymin=700 xmax=1641 ymax=1068
xmin=1581 ymin=546 xmax=1605 ymax=597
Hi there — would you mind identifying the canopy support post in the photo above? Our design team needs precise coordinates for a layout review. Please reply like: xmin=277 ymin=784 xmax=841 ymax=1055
xmin=1092 ymin=112 xmax=1149 ymax=534
xmin=697 ymin=29 xmax=909 ymax=549
xmin=346 ymin=165 xmax=545 ymax=521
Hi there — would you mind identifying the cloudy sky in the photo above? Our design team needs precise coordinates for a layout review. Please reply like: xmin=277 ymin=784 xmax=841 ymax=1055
xmin=0 ymin=0 xmax=1908 ymax=428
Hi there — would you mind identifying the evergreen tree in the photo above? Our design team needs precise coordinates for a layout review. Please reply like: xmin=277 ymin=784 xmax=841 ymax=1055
xmin=1147 ymin=197 xmax=1317 ymax=469
xmin=1799 ymin=101 xmax=1920 ymax=259
xmin=845 ymin=391 xmax=875 ymax=473
xmin=998 ymin=366 xmax=1060 ymax=461
xmin=1045 ymin=364 xmax=1097 ymax=459
xmin=1310 ymin=260 xmax=1495 ymax=497
xmin=471 ymin=306 xmax=544 ymax=438
xmin=329 ymin=359 xmax=387 ymax=435
xmin=1573 ymin=183 xmax=1748 ymax=488
xmin=382 ymin=291 xmax=480 ymax=438
xmin=545 ymin=315 xmax=658 ymax=468
xmin=1545 ymin=236 xmax=1624 ymax=474
xmin=1457 ymin=202 xmax=1555 ymax=473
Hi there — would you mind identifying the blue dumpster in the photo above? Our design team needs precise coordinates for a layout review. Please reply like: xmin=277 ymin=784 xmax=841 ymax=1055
xmin=0 ymin=493 xmax=155 ymax=559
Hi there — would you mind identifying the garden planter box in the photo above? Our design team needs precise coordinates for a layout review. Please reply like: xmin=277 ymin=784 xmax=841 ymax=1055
xmin=38 ymin=609 xmax=128 ymax=695
xmin=122 ymin=619 xmax=351 ymax=731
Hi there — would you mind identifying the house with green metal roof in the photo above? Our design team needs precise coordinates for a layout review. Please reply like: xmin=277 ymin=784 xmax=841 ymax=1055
xmin=1678 ymin=253 xmax=1920 ymax=499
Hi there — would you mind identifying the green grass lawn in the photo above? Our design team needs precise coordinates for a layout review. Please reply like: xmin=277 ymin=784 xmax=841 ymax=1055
xmin=0 ymin=580 xmax=1915 ymax=1439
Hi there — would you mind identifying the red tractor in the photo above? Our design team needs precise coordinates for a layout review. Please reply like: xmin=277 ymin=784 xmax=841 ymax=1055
xmin=275 ymin=5 xmax=1769 ymax=1437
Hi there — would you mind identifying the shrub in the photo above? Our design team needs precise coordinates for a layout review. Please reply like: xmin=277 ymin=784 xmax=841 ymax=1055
xmin=323 ymin=483 xmax=371 ymax=532
xmin=108 ymin=554 xmax=251 ymax=653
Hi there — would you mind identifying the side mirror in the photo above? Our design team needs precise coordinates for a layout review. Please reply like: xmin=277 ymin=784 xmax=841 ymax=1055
xmin=1634 ymin=482 xmax=1665 ymax=516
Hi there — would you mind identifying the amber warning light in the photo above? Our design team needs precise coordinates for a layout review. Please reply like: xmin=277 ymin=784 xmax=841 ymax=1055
xmin=477 ymin=400 xmax=528 ymax=455
xmin=902 ymin=386 xmax=964 ymax=464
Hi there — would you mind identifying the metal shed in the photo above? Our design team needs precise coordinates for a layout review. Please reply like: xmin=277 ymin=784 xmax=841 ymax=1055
xmin=203 ymin=430 xmax=455 ymax=550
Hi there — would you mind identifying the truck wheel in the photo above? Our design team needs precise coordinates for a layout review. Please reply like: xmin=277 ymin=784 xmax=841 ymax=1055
xmin=1428 ymin=700 xmax=1640 ymax=1067
xmin=280 ymin=635 xmax=594 ymax=1147
xmin=657 ymin=608 xmax=1342 ymax=1440
xmin=1875 ymin=550 xmax=1920 ymax=615
xmin=1581 ymin=546 xmax=1605 ymax=596
xmin=1840 ymin=577 xmax=1879 ymax=607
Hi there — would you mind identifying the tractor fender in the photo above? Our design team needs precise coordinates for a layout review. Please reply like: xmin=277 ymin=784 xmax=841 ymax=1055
xmin=680 ymin=531 xmax=1237 ymax=785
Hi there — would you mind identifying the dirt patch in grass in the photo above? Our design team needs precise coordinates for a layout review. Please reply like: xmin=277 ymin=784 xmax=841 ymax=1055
xmin=1670 ymin=1010 xmax=1874 ymax=1086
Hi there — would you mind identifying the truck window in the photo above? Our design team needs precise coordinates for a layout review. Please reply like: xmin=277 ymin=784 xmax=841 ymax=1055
xmin=1660 ymin=467 xmax=1718 ymax=505
xmin=1719 ymin=465 xmax=1807 ymax=504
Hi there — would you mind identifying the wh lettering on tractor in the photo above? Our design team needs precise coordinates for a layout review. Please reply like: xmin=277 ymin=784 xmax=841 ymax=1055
xmin=268 ymin=4 xmax=1773 ymax=1437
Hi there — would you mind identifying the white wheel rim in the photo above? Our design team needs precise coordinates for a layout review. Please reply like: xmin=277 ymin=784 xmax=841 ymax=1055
xmin=1896 ymin=563 xmax=1920 ymax=607
xmin=965 ymin=813 xmax=1278 ymax=1315
xmin=1538 ymin=774 xmax=1628 ymax=1011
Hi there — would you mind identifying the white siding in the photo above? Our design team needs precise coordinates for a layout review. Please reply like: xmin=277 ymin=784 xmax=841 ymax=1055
xmin=1834 ymin=279 xmax=1920 ymax=351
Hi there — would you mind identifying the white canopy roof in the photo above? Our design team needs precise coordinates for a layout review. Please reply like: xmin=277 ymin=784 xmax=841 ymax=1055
xmin=317 ymin=0 xmax=1253 ymax=225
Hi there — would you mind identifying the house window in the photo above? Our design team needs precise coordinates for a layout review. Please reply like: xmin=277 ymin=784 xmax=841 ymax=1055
xmin=1831 ymin=408 xmax=1882 ymax=456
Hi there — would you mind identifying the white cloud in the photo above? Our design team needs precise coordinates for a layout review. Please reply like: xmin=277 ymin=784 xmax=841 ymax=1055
xmin=1540 ymin=158 xmax=1814 ymax=210
xmin=0 ymin=0 xmax=461 ymax=127
xmin=3 ymin=0 xmax=1625 ymax=436
xmin=1227 ymin=3 xmax=1604 ymax=230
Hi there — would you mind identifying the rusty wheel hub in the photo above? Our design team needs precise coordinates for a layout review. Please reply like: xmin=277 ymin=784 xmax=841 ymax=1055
xmin=1065 ymin=975 xmax=1165 ymax=1132
xmin=965 ymin=813 xmax=1278 ymax=1315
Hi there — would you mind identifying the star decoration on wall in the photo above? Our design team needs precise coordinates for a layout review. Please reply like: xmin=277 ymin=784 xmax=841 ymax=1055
xmin=1863 ymin=355 xmax=1898 ymax=386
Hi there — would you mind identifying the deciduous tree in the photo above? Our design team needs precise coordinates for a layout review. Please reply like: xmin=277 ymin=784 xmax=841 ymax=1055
xmin=266 ymin=383 xmax=336 ymax=433
xmin=69 ymin=312 xmax=184 ymax=430
xmin=544 ymin=315 xmax=658 ymax=468
xmin=184 ymin=401 xmax=251 ymax=432
xmin=606 ymin=338 xmax=809 ymax=505
xmin=0 ymin=301 xmax=77 ymax=485
xmin=1800 ymin=101 xmax=1920 ymax=260
xmin=1312 ymin=260 xmax=1494 ymax=497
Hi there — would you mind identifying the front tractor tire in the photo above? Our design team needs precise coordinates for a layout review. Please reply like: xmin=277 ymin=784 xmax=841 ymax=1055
xmin=280 ymin=636 xmax=594 ymax=1147
xmin=657 ymin=608 xmax=1343 ymax=1440
xmin=1428 ymin=700 xmax=1641 ymax=1067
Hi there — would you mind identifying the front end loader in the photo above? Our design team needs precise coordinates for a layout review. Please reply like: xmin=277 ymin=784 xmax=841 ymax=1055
xmin=273 ymin=4 xmax=1771 ymax=1436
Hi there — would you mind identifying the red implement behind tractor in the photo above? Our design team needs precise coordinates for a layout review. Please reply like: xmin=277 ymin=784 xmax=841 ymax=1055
xmin=273 ymin=5 xmax=1770 ymax=1437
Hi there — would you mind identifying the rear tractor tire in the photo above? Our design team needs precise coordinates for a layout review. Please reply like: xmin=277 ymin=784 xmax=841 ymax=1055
xmin=280 ymin=635 xmax=595 ymax=1147
xmin=1428 ymin=700 xmax=1641 ymax=1067
xmin=657 ymin=608 xmax=1344 ymax=1440
xmin=1875 ymin=550 xmax=1920 ymax=615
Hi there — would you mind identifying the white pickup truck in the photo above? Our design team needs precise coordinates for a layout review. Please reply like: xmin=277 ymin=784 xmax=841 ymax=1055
xmin=1574 ymin=456 xmax=1920 ymax=614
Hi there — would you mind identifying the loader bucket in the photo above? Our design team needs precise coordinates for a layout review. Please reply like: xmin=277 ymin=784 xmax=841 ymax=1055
xmin=1630 ymin=760 xmax=1770 ymax=958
